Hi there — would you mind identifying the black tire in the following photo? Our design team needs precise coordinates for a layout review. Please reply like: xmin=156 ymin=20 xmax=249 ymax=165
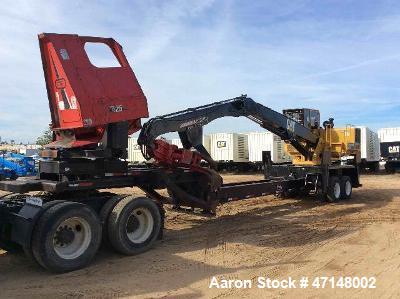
xmin=99 ymin=195 xmax=127 ymax=247
xmin=385 ymin=163 xmax=395 ymax=174
xmin=108 ymin=196 xmax=161 ymax=255
xmin=327 ymin=176 xmax=341 ymax=202
xmin=340 ymin=176 xmax=352 ymax=200
xmin=31 ymin=201 xmax=102 ymax=273
xmin=23 ymin=200 xmax=67 ymax=264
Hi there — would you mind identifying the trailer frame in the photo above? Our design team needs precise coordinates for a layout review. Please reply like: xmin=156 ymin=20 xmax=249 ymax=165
xmin=0 ymin=156 xmax=360 ymax=254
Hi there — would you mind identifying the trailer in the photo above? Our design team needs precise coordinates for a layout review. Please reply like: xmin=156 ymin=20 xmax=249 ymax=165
xmin=0 ymin=33 xmax=361 ymax=273
xmin=378 ymin=127 xmax=400 ymax=173
xmin=380 ymin=141 xmax=400 ymax=172
xmin=0 ymin=156 xmax=359 ymax=272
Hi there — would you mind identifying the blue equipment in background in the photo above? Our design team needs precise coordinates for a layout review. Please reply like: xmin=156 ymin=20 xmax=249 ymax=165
xmin=0 ymin=152 xmax=37 ymax=180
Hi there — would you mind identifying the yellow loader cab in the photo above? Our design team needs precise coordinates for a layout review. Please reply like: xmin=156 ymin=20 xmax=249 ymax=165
xmin=282 ymin=108 xmax=361 ymax=166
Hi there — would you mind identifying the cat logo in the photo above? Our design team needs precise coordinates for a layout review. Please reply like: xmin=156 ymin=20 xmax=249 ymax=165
xmin=388 ymin=145 xmax=400 ymax=153
xmin=217 ymin=141 xmax=227 ymax=148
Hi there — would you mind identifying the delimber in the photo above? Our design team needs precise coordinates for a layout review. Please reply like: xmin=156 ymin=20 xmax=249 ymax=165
xmin=0 ymin=33 xmax=361 ymax=273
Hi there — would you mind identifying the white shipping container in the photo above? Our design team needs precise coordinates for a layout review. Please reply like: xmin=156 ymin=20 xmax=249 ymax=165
xmin=209 ymin=133 xmax=249 ymax=162
xmin=170 ymin=138 xmax=183 ymax=148
xmin=171 ymin=136 xmax=211 ymax=153
xmin=203 ymin=135 xmax=211 ymax=153
xmin=378 ymin=127 xmax=400 ymax=143
xmin=246 ymin=132 xmax=291 ymax=163
xmin=127 ymin=137 xmax=146 ymax=163
xmin=356 ymin=126 xmax=380 ymax=162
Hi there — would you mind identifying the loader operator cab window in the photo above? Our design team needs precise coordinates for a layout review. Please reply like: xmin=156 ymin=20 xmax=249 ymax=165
xmin=84 ymin=42 xmax=122 ymax=68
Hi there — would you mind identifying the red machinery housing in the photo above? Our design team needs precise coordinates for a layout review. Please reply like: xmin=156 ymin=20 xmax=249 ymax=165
xmin=39 ymin=33 xmax=148 ymax=148
xmin=152 ymin=139 xmax=203 ymax=168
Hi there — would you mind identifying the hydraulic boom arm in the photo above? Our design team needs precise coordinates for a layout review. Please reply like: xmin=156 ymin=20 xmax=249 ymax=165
xmin=138 ymin=95 xmax=319 ymax=165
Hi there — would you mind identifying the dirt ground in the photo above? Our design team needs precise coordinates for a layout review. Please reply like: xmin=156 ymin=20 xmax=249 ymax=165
xmin=0 ymin=173 xmax=399 ymax=298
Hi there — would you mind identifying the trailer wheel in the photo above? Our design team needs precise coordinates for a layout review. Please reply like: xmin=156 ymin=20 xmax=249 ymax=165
xmin=23 ymin=200 xmax=66 ymax=263
xmin=99 ymin=195 xmax=127 ymax=247
xmin=31 ymin=201 xmax=101 ymax=272
xmin=107 ymin=196 xmax=161 ymax=255
xmin=340 ymin=176 xmax=352 ymax=200
xmin=327 ymin=176 xmax=341 ymax=202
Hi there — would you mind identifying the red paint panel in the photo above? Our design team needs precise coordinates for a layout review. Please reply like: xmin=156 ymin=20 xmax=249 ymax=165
xmin=38 ymin=33 xmax=148 ymax=136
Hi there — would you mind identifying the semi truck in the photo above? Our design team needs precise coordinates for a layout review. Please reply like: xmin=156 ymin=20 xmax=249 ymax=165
xmin=0 ymin=33 xmax=361 ymax=272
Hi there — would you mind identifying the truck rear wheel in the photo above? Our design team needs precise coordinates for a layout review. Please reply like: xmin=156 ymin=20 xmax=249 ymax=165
xmin=31 ymin=201 xmax=101 ymax=272
xmin=23 ymin=200 xmax=66 ymax=263
xmin=340 ymin=176 xmax=352 ymax=200
xmin=327 ymin=176 xmax=341 ymax=202
xmin=107 ymin=196 xmax=161 ymax=255
xmin=99 ymin=195 xmax=127 ymax=247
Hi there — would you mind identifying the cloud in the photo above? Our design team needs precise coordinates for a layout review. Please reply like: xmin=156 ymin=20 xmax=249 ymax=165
xmin=296 ymin=54 xmax=400 ymax=80
xmin=0 ymin=0 xmax=399 ymax=143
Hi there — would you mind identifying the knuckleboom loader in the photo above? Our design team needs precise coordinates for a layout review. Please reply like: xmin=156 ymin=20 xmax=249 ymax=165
xmin=0 ymin=33 xmax=361 ymax=272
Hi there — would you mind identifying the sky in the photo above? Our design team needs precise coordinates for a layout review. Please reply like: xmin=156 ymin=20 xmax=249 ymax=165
xmin=0 ymin=0 xmax=399 ymax=143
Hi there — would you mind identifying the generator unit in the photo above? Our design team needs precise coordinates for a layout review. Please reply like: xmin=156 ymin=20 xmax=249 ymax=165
xmin=171 ymin=136 xmax=211 ymax=154
xmin=127 ymin=136 xmax=146 ymax=163
xmin=246 ymin=132 xmax=291 ymax=164
xmin=356 ymin=126 xmax=380 ymax=171
xmin=379 ymin=127 xmax=400 ymax=172
xmin=209 ymin=133 xmax=249 ymax=162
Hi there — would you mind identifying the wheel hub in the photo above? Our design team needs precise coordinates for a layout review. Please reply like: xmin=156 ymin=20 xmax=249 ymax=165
xmin=125 ymin=208 xmax=154 ymax=244
xmin=334 ymin=182 xmax=341 ymax=199
xmin=126 ymin=215 xmax=140 ymax=233
xmin=55 ymin=226 xmax=75 ymax=246
xmin=345 ymin=181 xmax=352 ymax=195
xmin=53 ymin=217 xmax=92 ymax=260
